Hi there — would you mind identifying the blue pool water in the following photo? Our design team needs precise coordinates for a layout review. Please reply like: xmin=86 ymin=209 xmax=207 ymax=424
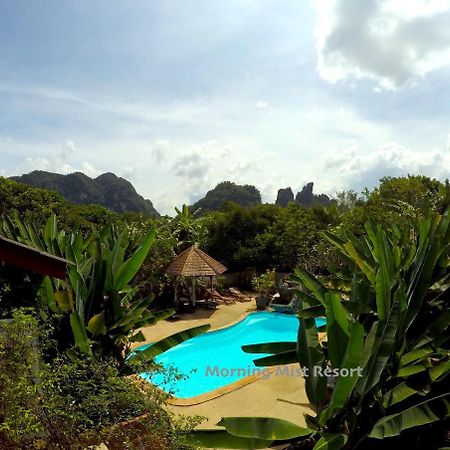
xmin=137 ymin=311 xmax=326 ymax=399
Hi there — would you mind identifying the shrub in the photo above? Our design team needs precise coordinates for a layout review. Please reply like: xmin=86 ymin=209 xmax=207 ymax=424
xmin=0 ymin=309 xmax=198 ymax=449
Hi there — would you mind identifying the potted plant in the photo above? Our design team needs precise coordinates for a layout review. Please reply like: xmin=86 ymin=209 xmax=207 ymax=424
xmin=252 ymin=269 xmax=276 ymax=310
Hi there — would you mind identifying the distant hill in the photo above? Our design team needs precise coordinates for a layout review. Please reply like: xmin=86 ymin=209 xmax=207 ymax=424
xmin=276 ymin=182 xmax=331 ymax=207
xmin=191 ymin=181 xmax=262 ymax=213
xmin=11 ymin=171 xmax=159 ymax=216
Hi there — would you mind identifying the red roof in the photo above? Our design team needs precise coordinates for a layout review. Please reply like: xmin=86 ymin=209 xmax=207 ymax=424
xmin=0 ymin=235 xmax=71 ymax=280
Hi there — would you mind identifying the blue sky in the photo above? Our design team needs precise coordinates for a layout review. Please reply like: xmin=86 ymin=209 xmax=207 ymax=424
xmin=1 ymin=0 xmax=450 ymax=214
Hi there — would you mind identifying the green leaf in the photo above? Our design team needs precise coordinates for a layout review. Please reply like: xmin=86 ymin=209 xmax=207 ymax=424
xmin=369 ymin=393 xmax=450 ymax=439
xmin=55 ymin=290 xmax=74 ymax=313
xmin=430 ymin=359 xmax=450 ymax=381
xmin=129 ymin=331 xmax=146 ymax=343
xmin=325 ymin=292 xmax=350 ymax=368
xmin=342 ymin=241 xmax=375 ymax=285
xmin=341 ymin=301 xmax=372 ymax=316
xmin=45 ymin=214 xmax=57 ymax=241
xmin=185 ymin=430 xmax=272 ymax=449
xmin=41 ymin=276 xmax=57 ymax=312
xmin=297 ymin=317 xmax=327 ymax=409
xmin=252 ymin=350 xmax=298 ymax=367
xmin=217 ymin=417 xmax=313 ymax=440
xmin=297 ymin=305 xmax=326 ymax=319
xmin=106 ymin=229 xmax=127 ymax=291
xmin=87 ymin=312 xmax=107 ymax=335
xmin=400 ymin=347 xmax=433 ymax=367
xmin=355 ymin=303 xmax=398 ymax=399
xmin=127 ymin=323 xmax=210 ymax=364
xmin=114 ymin=227 xmax=156 ymax=290
xmin=242 ymin=341 xmax=297 ymax=354
xmin=370 ymin=226 xmax=394 ymax=321
xmin=293 ymin=268 xmax=327 ymax=306
xmin=312 ymin=433 xmax=348 ymax=450
xmin=383 ymin=381 xmax=428 ymax=408
xmin=13 ymin=210 xmax=30 ymax=241
xmin=70 ymin=311 xmax=92 ymax=356
xmin=397 ymin=361 xmax=430 ymax=378
xmin=320 ymin=322 xmax=364 ymax=425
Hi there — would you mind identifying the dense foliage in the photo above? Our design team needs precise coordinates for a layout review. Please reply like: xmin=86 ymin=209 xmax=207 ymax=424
xmin=188 ymin=209 xmax=450 ymax=449
xmin=0 ymin=310 xmax=197 ymax=449
xmin=0 ymin=213 xmax=173 ymax=361
xmin=2 ymin=172 xmax=450 ymax=449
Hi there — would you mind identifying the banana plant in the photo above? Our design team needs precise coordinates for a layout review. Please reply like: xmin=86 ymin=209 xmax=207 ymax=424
xmin=1 ymin=213 xmax=174 ymax=359
xmin=187 ymin=210 xmax=450 ymax=449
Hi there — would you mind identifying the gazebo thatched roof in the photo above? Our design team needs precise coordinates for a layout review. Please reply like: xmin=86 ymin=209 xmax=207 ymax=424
xmin=165 ymin=245 xmax=227 ymax=277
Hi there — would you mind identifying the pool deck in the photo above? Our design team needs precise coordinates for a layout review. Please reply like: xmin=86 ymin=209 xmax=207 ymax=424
xmin=136 ymin=301 xmax=315 ymax=434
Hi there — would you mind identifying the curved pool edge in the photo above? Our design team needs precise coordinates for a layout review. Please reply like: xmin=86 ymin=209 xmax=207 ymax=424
xmin=166 ymin=366 xmax=278 ymax=406
xmin=164 ymin=326 xmax=328 ymax=406
xmin=132 ymin=310 xmax=326 ymax=405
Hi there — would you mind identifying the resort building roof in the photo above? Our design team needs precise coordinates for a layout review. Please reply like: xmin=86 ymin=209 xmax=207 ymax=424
xmin=0 ymin=235 xmax=71 ymax=280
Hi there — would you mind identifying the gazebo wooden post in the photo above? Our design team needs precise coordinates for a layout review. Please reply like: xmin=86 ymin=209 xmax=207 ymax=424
xmin=191 ymin=276 xmax=196 ymax=307
xmin=174 ymin=276 xmax=178 ymax=305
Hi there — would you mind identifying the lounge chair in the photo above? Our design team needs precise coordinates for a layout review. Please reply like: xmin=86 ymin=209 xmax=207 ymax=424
xmin=228 ymin=287 xmax=251 ymax=302
xmin=207 ymin=288 xmax=235 ymax=305
xmin=196 ymin=298 xmax=219 ymax=309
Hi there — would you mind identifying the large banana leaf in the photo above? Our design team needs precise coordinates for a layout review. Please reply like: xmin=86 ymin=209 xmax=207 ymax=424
xmin=369 ymin=393 xmax=450 ymax=439
xmin=185 ymin=430 xmax=273 ymax=449
xmin=312 ymin=433 xmax=348 ymax=450
xmin=70 ymin=311 xmax=92 ymax=356
xmin=319 ymin=322 xmax=364 ymax=425
xmin=293 ymin=268 xmax=327 ymax=306
xmin=297 ymin=305 xmax=326 ymax=319
xmin=114 ymin=227 xmax=156 ymax=290
xmin=126 ymin=324 xmax=210 ymax=364
xmin=325 ymin=292 xmax=350 ymax=368
xmin=252 ymin=350 xmax=298 ymax=367
xmin=355 ymin=303 xmax=398 ymax=400
xmin=216 ymin=417 xmax=313 ymax=440
xmin=383 ymin=380 xmax=429 ymax=408
xmin=342 ymin=241 xmax=375 ymax=285
xmin=297 ymin=317 xmax=327 ymax=410
xmin=242 ymin=341 xmax=297 ymax=354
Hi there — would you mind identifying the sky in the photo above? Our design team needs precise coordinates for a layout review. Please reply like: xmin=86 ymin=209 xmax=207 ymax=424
xmin=1 ymin=0 xmax=450 ymax=215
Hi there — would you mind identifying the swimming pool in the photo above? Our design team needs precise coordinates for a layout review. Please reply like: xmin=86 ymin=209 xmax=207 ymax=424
xmin=137 ymin=311 xmax=326 ymax=399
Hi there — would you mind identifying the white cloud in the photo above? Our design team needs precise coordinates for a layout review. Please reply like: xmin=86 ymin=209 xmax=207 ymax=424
xmin=255 ymin=100 xmax=269 ymax=109
xmin=57 ymin=139 xmax=77 ymax=159
xmin=20 ymin=155 xmax=101 ymax=179
xmin=23 ymin=157 xmax=51 ymax=171
xmin=151 ymin=140 xmax=171 ymax=164
xmin=321 ymin=140 xmax=450 ymax=194
xmin=314 ymin=0 xmax=450 ymax=89
xmin=168 ymin=141 xmax=272 ymax=206
xmin=81 ymin=162 xmax=101 ymax=177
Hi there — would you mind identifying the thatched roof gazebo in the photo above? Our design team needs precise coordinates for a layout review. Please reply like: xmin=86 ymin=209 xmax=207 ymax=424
xmin=166 ymin=245 xmax=227 ymax=306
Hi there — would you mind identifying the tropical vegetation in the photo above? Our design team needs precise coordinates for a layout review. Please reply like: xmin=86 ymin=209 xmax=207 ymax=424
xmin=187 ymin=206 xmax=450 ymax=449
xmin=1 ymin=173 xmax=450 ymax=448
